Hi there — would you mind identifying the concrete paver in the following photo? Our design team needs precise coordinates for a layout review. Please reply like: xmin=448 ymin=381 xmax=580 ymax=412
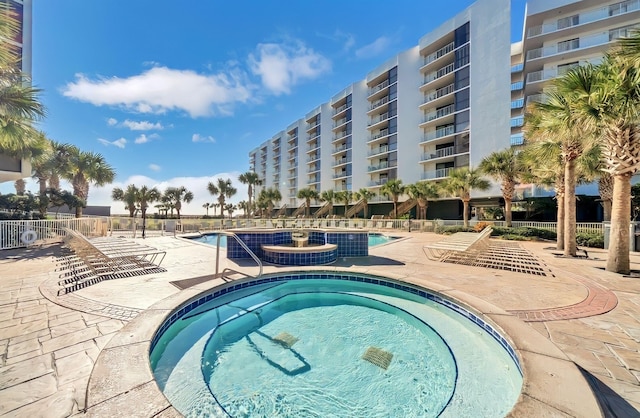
xmin=0 ymin=233 xmax=639 ymax=416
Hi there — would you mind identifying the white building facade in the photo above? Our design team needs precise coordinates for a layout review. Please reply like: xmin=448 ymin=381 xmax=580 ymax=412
xmin=250 ymin=0 xmax=640 ymax=218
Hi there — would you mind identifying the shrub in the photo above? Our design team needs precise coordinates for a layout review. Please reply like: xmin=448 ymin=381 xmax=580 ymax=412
xmin=576 ymin=232 xmax=604 ymax=248
xmin=437 ymin=225 xmax=476 ymax=235
xmin=492 ymin=226 xmax=556 ymax=241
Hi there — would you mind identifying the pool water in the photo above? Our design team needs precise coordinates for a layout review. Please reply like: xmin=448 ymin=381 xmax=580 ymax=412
xmin=150 ymin=277 xmax=522 ymax=418
xmin=190 ymin=233 xmax=397 ymax=248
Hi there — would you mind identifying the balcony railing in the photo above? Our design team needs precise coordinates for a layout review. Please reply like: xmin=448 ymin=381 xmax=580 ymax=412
xmin=511 ymin=63 xmax=523 ymax=73
xmin=526 ymin=32 xmax=611 ymax=61
xmin=423 ymin=63 xmax=455 ymax=85
xmin=420 ymin=146 xmax=458 ymax=161
xmin=511 ymin=133 xmax=525 ymax=146
xmin=332 ymin=172 xmax=349 ymax=179
xmin=526 ymin=69 xmax=557 ymax=84
xmin=423 ymin=83 xmax=455 ymax=105
xmin=306 ymin=144 xmax=319 ymax=152
xmin=422 ymin=41 xmax=455 ymax=66
xmin=511 ymin=81 xmax=524 ymax=91
xmin=368 ymin=145 xmax=390 ymax=156
xmin=367 ymin=161 xmax=395 ymax=172
xmin=369 ymin=128 xmax=390 ymax=142
xmin=287 ymin=143 xmax=298 ymax=150
xmin=511 ymin=117 xmax=524 ymax=128
xmin=332 ymin=157 xmax=349 ymax=167
xmin=332 ymin=144 xmax=349 ymax=153
xmin=368 ymin=179 xmax=389 ymax=187
xmin=333 ymin=130 xmax=349 ymax=141
xmin=306 ymin=120 xmax=320 ymax=130
xmin=306 ymin=155 xmax=320 ymax=163
xmin=423 ymin=104 xmax=455 ymax=123
xmin=369 ymin=96 xmax=389 ymax=111
xmin=422 ymin=125 xmax=455 ymax=142
xmin=368 ymin=79 xmax=389 ymax=96
xmin=333 ymin=118 xmax=348 ymax=129
xmin=526 ymin=94 xmax=547 ymax=105
xmin=332 ymin=103 xmax=348 ymax=115
xmin=511 ymin=98 xmax=524 ymax=109
xmin=368 ymin=112 xmax=390 ymax=126
xmin=527 ymin=0 xmax=640 ymax=38
xmin=421 ymin=167 xmax=453 ymax=180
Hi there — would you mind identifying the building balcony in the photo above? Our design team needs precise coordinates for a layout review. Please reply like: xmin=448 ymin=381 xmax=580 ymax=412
xmin=421 ymin=167 xmax=454 ymax=180
xmin=333 ymin=172 xmax=349 ymax=179
xmin=332 ymin=103 xmax=349 ymax=117
xmin=367 ymin=144 xmax=392 ymax=157
xmin=419 ymin=145 xmax=468 ymax=162
xmin=526 ymin=32 xmax=611 ymax=61
xmin=287 ymin=173 xmax=297 ymax=181
xmin=306 ymin=120 xmax=320 ymax=132
xmin=527 ymin=0 xmax=640 ymax=39
xmin=287 ymin=133 xmax=297 ymax=142
xmin=306 ymin=155 xmax=320 ymax=163
xmin=332 ymin=117 xmax=349 ymax=130
xmin=367 ymin=161 xmax=396 ymax=173
xmin=306 ymin=144 xmax=319 ymax=153
xmin=420 ymin=62 xmax=455 ymax=90
xmin=332 ymin=130 xmax=349 ymax=142
xmin=288 ymin=153 xmax=296 ymax=162
xmin=421 ymin=125 xmax=456 ymax=143
xmin=511 ymin=133 xmax=525 ymax=146
xmin=332 ymin=157 xmax=349 ymax=168
xmin=367 ymin=79 xmax=390 ymax=99
xmin=367 ymin=96 xmax=390 ymax=114
xmin=367 ymin=179 xmax=389 ymax=188
xmin=526 ymin=93 xmax=547 ymax=105
xmin=287 ymin=143 xmax=298 ymax=151
xmin=511 ymin=117 xmax=524 ymax=128
xmin=367 ymin=112 xmax=391 ymax=130
xmin=367 ymin=128 xmax=391 ymax=144
xmin=420 ymin=104 xmax=455 ymax=126
xmin=511 ymin=63 xmax=524 ymax=73
xmin=420 ymin=41 xmax=455 ymax=71
xmin=331 ymin=144 xmax=349 ymax=155
xmin=511 ymin=81 xmax=524 ymax=91
xmin=420 ymin=83 xmax=455 ymax=108
xmin=511 ymin=98 xmax=524 ymax=109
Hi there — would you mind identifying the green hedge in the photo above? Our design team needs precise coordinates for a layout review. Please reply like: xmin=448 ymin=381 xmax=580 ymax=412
xmin=576 ymin=232 xmax=605 ymax=248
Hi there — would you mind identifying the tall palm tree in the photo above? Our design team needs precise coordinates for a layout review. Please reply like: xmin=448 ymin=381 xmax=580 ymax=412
xmin=354 ymin=188 xmax=376 ymax=219
xmin=297 ymin=188 xmax=319 ymax=217
xmin=60 ymin=145 xmax=115 ymax=218
xmin=163 ymin=186 xmax=194 ymax=219
xmin=525 ymin=67 xmax=601 ymax=257
xmin=320 ymin=189 xmax=336 ymax=216
xmin=479 ymin=148 xmax=523 ymax=227
xmin=258 ymin=187 xmax=282 ymax=217
xmin=405 ymin=181 xmax=439 ymax=220
xmin=335 ymin=190 xmax=353 ymax=218
xmin=238 ymin=171 xmax=262 ymax=218
xmin=440 ymin=168 xmax=490 ymax=228
xmin=208 ymin=178 xmax=237 ymax=218
xmin=136 ymin=186 xmax=161 ymax=238
xmin=112 ymin=184 xmax=140 ymax=217
xmin=202 ymin=202 xmax=211 ymax=216
xmin=380 ymin=179 xmax=405 ymax=219
xmin=567 ymin=51 xmax=640 ymax=273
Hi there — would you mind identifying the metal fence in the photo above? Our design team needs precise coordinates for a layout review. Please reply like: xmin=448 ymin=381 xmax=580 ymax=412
xmin=0 ymin=215 xmax=606 ymax=251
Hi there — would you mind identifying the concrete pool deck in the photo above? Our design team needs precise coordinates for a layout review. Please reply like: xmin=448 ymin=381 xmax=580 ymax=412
xmin=1 ymin=232 xmax=639 ymax=416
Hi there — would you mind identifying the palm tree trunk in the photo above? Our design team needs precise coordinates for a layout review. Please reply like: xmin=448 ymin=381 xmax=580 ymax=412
xmin=603 ymin=200 xmax=612 ymax=222
xmin=142 ymin=209 xmax=147 ymax=239
xmin=606 ymin=173 xmax=631 ymax=274
xmin=364 ymin=203 xmax=368 ymax=220
xmin=504 ymin=199 xmax=512 ymax=227
xmin=462 ymin=199 xmax=470 ymax=228
xmin=564 ymin=159 xmax=577 ymax=257
xmin=556 ymin=192 xmax=565 ymax=251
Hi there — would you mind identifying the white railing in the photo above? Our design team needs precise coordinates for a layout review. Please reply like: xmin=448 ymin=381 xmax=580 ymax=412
xmin=369 ymin=128 xmax=390 ymax=142
xmin=332 ymin=103 xmax=348 ymax=115
xmin=526 ymin=32 xmax=609 ymax=60
xmin=423 ymin=83 xmax=455 ymax=104
xmin=423 ymin=104 xmax=455 ymax=123
xmin=368 ymin=79 xmax=390 ymax=96
xmin=368 ymin=112 xmax=390 ymax=126
xmin=0 ymin=217 xmax=110 ymax=250
xmin=423 ymin=63 xmax=455 ymax=85
xmin=422 ymin=125 xmax=455 ymax=142
xmin=369 ymin=96 xmax=389 ymax=111
xmin=423 ymin=42 xmax=455 ymax=66
xmin=333 ymin=117 xmax=348 ymax=128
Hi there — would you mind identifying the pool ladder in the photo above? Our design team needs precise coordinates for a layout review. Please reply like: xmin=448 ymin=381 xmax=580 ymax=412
xmin=214 ymin=231 xmax=263 ymax=281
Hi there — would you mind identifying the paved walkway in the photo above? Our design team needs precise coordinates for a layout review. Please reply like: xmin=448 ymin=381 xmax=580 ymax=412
xmin=0 ymin=233 xmax=639 ymax=416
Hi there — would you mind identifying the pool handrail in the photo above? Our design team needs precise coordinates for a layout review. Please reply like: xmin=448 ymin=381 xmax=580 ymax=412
xmin=214 ymin=231 xmax=263 ymax=281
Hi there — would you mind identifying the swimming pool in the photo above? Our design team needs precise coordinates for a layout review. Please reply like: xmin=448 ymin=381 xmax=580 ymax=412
xmin=190 ymin=232 xmax=397 ymax=248
xmin=150 ymin=272 xmax=522 ymax=417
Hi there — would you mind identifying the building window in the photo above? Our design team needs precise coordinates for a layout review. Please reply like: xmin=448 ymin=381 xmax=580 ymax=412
xmin=455 ymin=22 xmax=470 ymax=47
xmin=557 ymin=61 xmax=579 ymax=76
xmin=455 ymin=44 xmax=470 ymax=68
xmin=455 ymin=66 xmax=470 ymax=90
xmin=455 ymin=88 xmax=469 ymax=111
xmin=557 ymin=38 xmax=579 ymax=53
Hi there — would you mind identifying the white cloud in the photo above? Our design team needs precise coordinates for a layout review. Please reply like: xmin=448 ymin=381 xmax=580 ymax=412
xmin=149 ymin=164 xmax=161 ymax=172
xmin=249 ymin=42 xmax=331 ymax=95
xmin=355 ymin=36 xmax=391 ymax=59
xmin=89 ymin=172 xmax=247 ymax=215
xmin=122 ymin=119 xmax=164 ymax=131
xmin=192 ymin=133 xmax=216 ymax=143
xmin=98 ymin=137 xmax=127 ymax=148
xmin=134 ymin=133 xmax=159 ymax=144
xmin=62 ymin=66 xmax=254 ymax=117
xmin=107 ymin=117 xmax=118 ymax=126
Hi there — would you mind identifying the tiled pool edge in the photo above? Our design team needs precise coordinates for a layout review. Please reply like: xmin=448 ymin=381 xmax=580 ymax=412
xmin=84 ymin=270 xmax=604 ymax=418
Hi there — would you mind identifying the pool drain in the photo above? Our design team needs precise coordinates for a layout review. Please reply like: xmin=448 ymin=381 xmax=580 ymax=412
xmin=362 ymin=347 xmax=393 ymax=370
xmin=272 ymin=332 xmax=299 ymax=348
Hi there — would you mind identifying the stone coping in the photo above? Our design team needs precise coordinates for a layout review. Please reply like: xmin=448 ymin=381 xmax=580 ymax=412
xmin=84 ymin=268 xmax=603 ymax=417
xmin=197 ymin=228 xmax=370 ymax=234
xmin=261 ymin=243 xmax=338 ymax=253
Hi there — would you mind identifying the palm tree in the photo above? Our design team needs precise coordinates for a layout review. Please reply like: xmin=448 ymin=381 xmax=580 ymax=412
xmin=567 ymin=51 xmax=640 ymax=273
xmin=225 ymin=203 xmax=236 ymax=219
xmin=525 ymin=67 xmax=601 ymax=257
xmin=112 ymin=184 xmax=140 ymax=217
xmin=354 ymin=188 xmax=376 ymax=219
xmin=208 ymin=178 xmax=237 ymax=218
xmin=598 ymin=173 xmax=614 ymax=222
xmin=202 ymin=202 xmax=211 ymax=216
xmin=238 ymin=171 xmax=262 ymax=218
xmin=479 ymin=148 xmax=523 ymax=227
xmin=14 ymin=178 xmax=25 ymax=195
xmin=211 ymin=202 xmax=219 ymax=217
xmin=335 ymin=190 xmax=353 ymax=218
xmin=163 ymin=186 xmax=193 ymax=219
xmin=60 ymin=145 xmax=115 ymax=218
xmin=297 ymin=188 xmax=319 ymax=217
xmin=320 ymin=189 xmax=336 ymax=216
xmin=136 ymin=186 xmax=161 ymax=238
xmin=258 ymin=187 xmax=282 ymax=217
xmin=440 ymin=168 xmax=490 ymax=228
xmin=405 ymin=181 xmax=439 ymax=220
xmin=380 ymin=179 xmax=405 ymax=219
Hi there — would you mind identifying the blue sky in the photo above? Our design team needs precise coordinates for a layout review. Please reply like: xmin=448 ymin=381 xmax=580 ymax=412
xmin=7 ymin=0 xmax=527 ymax=214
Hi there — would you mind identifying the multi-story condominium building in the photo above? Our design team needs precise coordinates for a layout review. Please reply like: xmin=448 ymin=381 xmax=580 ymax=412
xmin=250 ymin=0 xmax=640 ymax=219
xmin=513 ymin=0 xmax=640 ymax=197
xmin=0 ymin=0 xmax=33 ymax=184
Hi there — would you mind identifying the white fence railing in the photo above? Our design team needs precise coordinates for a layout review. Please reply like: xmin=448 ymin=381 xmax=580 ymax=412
xmin=1 ymin=215 xmax=607 ymax=251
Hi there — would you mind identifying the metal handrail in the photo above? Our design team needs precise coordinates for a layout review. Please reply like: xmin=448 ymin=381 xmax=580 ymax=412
xmin=214 ymin=231 xmax=263 ymax=280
